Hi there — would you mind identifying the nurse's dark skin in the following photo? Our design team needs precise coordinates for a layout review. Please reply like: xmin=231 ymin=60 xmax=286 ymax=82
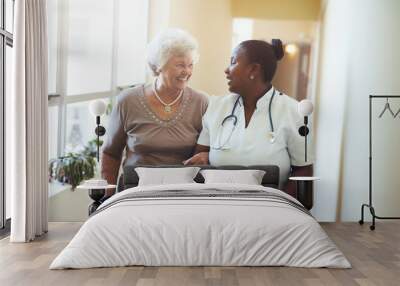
xmin=184 ymin=43 xmax=312 ymax=197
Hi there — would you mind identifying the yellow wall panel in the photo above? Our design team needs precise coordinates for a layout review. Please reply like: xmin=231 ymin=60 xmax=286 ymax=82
xmin=231 ymin=0 xmax=321 ymax=20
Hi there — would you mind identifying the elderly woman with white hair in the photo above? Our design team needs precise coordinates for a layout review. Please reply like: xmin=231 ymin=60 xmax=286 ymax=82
xmin=101 ymin=29 xmax=208 ymax=197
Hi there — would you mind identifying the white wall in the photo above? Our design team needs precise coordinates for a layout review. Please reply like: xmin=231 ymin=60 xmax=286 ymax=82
xmin=314 ymin=0 xmax=400 ymax=221
xmin=48 ymin=183 xmax=91 ymax=222
xmin=147 ymin=0 xmax=170 ymax=41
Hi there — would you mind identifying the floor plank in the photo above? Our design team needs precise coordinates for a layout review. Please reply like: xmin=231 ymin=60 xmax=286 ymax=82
xmin=0 ymin=222 xmax=399 ymax=286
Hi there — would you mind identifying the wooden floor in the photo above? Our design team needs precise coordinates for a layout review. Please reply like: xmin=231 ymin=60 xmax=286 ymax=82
xmin=0 ymin=222 xmax=399 ymax=286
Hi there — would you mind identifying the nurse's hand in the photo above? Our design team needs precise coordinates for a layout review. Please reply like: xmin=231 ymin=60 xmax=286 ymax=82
xmin=183 ymin=152 xmax=209 ymax=165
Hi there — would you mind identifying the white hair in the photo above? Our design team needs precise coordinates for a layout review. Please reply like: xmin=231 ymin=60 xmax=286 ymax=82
xmin=147 ymin=28 xmax=199 ymax=76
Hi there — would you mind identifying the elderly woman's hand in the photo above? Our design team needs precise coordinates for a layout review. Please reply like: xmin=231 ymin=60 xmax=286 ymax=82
xmin=183 ymin=152 xmax=209 ymax=165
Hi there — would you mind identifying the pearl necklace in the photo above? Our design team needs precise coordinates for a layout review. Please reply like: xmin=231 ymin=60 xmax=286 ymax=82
xmin=152 ymin=78 xmax=184 ymax=113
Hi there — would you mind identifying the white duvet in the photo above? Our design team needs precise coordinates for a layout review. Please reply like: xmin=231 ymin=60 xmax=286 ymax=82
xmin=50 ymin=183 xmax=351 ymax=269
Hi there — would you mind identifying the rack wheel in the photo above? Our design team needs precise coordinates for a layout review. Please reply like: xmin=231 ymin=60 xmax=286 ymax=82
xmin=358 ymin=220 xmax=364 ymax=225
xmin=370 ymin=225 xmax=375 ymax=231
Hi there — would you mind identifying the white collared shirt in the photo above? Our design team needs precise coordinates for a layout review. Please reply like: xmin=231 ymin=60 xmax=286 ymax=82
xmin=198 ymin=87 xmax=313 ymax=187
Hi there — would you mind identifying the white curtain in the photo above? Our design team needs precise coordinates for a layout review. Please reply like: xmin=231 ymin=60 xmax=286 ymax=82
xmin=9 ymin=0 xmax=48 ymax=242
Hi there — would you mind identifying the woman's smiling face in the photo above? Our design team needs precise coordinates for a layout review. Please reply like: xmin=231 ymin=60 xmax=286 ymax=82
xmin=160 ymin=53 xmax=194 ymax=91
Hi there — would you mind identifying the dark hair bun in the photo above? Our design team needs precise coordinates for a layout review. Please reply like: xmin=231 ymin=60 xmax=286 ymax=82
xmin=271 ymin=39 xmax=284 ymax=61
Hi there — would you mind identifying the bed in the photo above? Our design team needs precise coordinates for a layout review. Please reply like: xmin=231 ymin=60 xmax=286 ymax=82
xmin=50 ymin=165 xmax=350 ymax=269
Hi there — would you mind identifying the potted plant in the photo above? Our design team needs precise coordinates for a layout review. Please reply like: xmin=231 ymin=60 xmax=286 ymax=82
xmin=48 ymin=137 xmax=104 ymax=189
xmin=48 ymin=152 xmax=97 ymax=189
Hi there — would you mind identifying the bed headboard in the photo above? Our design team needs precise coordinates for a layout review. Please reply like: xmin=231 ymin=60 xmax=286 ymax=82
xmin=117 ymin=165 xmax=280 ymax=192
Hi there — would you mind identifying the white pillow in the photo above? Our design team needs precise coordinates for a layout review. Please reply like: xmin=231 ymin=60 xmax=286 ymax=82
xmin=135 ymin=167 xmax=201 ymax=186
xmin=200 ymin=169 xmax=266 ymax=185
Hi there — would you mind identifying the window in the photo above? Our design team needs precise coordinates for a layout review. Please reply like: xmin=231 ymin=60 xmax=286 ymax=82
xmin=1 ymin=0 xmax=14 ymax=233
xmin=64 ymin=98 xmax=111 ymax=154
xmin=47 ymin=0 xmax=149 ymax=178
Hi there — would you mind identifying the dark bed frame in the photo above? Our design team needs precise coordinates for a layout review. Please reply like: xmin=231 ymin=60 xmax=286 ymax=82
xmin=118 ymin=165 xmax=314 ymax=210
xmin=87 ymin=165 xmax=313 ymax=215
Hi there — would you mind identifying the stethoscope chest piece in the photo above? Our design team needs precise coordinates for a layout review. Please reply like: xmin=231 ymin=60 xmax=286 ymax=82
xmin=217 ymin=88 xmax=278 ymax=149
xmin=268 ymin=131 xmax=276 ymax=144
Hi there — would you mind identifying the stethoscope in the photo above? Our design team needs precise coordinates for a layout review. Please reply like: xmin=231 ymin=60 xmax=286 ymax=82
xmin=213 ymin=88 xmax=279 ymax=150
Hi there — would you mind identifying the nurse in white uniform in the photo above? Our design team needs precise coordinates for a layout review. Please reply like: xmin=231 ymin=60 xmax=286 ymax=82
xmin=184 ymin=39 xmax=313 ymax=196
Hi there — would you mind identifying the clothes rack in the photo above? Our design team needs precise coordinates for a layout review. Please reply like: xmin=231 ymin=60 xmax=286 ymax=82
xmin=359 ymin=95 xmax=400 ymax=230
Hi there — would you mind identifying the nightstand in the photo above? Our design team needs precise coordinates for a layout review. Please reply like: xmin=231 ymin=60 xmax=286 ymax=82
xmin=289 ymin=176 xmax=319 ymax=210
xmin=77 ymin=183 xmax=116 ymax=215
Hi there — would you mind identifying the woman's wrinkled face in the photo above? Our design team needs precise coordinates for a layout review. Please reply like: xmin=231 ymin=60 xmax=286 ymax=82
xmin=159 ymin=53 xmax=194 ymax=91
xmin=224 ymin=46 xmax=251 ymax=94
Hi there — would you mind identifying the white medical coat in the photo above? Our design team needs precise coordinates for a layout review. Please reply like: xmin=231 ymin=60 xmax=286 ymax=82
xmin=197 ymin=87 xmax=313 ymax=187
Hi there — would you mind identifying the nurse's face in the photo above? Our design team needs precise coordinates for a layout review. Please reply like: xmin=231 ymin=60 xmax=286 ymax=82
xmin=225 ymin=46 xmax=252 ymax=95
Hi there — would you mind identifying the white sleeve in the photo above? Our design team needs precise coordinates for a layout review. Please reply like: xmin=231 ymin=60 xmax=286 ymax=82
xmin=287 ymin=106 xmax=314 ymax=166
xmin=197 ymin=109 xmax=210 ymax=146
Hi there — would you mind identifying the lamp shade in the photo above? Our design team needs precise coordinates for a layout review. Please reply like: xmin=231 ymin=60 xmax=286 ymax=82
xmin=298 ymin=99 xmax=314 ymax=116
xmin=89 ymin=100 xmax=107 ymax=117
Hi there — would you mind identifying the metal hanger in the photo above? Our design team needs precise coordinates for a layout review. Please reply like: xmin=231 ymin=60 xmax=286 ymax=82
xmin=378 ymin=98 xmax=395 ymax=118
xmin=394 ymin=107 xmax=400 ymax=118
